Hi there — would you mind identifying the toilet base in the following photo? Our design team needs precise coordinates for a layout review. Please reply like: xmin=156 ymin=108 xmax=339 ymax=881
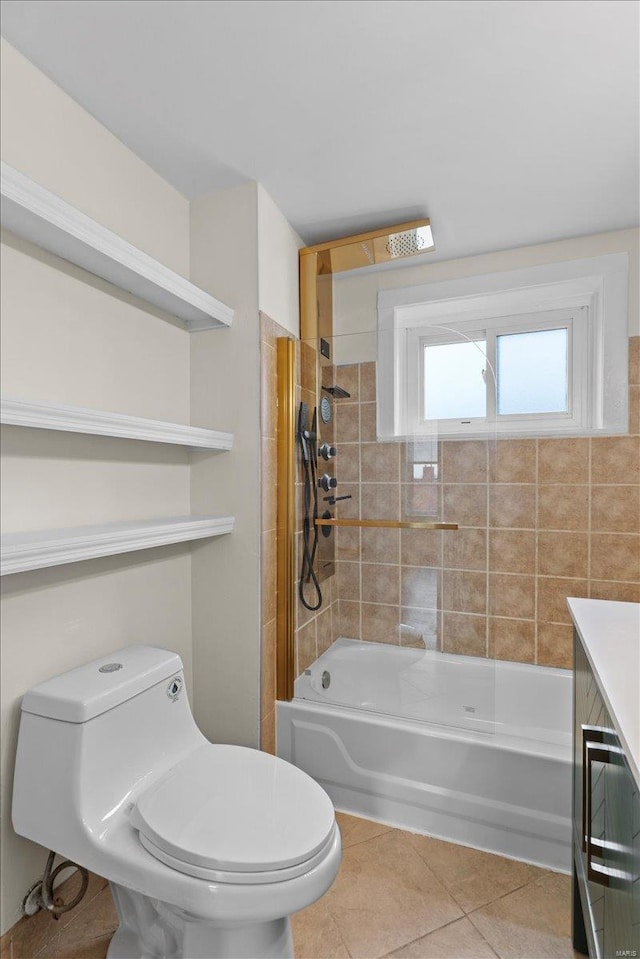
xmin=107 ymin=883 xmax=293 ymax=959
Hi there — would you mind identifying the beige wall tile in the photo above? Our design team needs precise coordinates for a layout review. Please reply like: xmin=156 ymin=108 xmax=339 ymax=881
xmin=336 ymin=526 xmax=361 ymax=561
xmin=316 ymin=607 xmax=334 ymax=656
xmin=443 ymin=570 xmax=487 ymax=615
xmin=590 ymin=533 xmax=640 ymax=581
xmin=334 ymin=363 xmax=360 ymax=402
xmin=360 ymin=402 xmax=377 ymax=441
xmin=402 ymin=483 xmax=440 ymax=517
xmin=537 ymin=438 xmax=589 ymax=485
xmin=537 ymin=531 xmax=589 ymax=578
xmin=403 ymin=442 xmax=441 ymax=483
xmin=337 ymin=443 xmax=360 ymax=483
xmin=442 ymin=612 xmax=487 ymax=657
xmin=402 ymin=567 xmax=440 ymax=609
xmin=360 ymin=361 xmax=376 ymax=401
xmin=362 ymin=483 xmax=400 ymax=520
xmin=489 ymin=484 xmax=536 ymax=528
xmin=591 ymin=435 xmax=640 ymax=484
xmin=260 ymin=618 xmax=276 ymax=720
xmin=261 ymin=530 xmax=277 ymax=623
xmin=401 ymin=529 xmax=442 ymax=567
xmin=537 ymin=576 xmax=588 ymax=625
xmin=336 ymin=600 xmax=361 ymax=638
xmin=488 ymin=573 xmax=535 ymax=619
xmin=361 ymin=602 xmax=401 ymax=644
xmin=261 ymin=437 xmax=277 ymax=531
xmin=336 ymin=561 xmax=360 ymax=600
xmin=538 ymin=485 xmax=589 ymax=531
xmin=443 ymin=527 xmax=487 ymax=571
xmin=629 ymin=386 xmax=640 ymax=436
xmin=488 ymin=618 xmax=535 ymax=663
xmin=629 ymin=335 xmax=640 ymax=386
xmin=300 ymin=339 xmax=317 ymax=393
xmin=442 ymin=441 xmax=488 ymax=484
xmin=334 ymin=403 xmax=360 ymax=442
xmin=400 ymin=607 xmax=440 ymax=650
xmin=591 ymin=485 xmax=640 ymax=533
xmin=488 ymin=529 xmax=535 ymax=574
xmin=537 ymin=622 xmax=574 ymax=668
xmin=334 ymin=483 xmax=360 ymax=518
xmin=296 ymin=619 xmax=317 ymax=673
xmin=260 ymin=341 xmax=278 ymax=441
xmin=443 ymin=484 xmax=488 ymax=527
xmin=589 ymin=580 xmax=640 ymax=602
xmin=489 ymin=439 xmax=536 ymax=484
xmin=260 ymin=708 xmax=276 ymax=755
xmin=361 ymin=527 xmax=400 ymax=565
xmin=361 ymin=441 xmax=401 ymax=484
xmin=362 ymin=562 xmax=400 ymax=606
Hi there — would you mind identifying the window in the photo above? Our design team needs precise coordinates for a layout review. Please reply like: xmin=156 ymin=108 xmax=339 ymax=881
xmin=377 ymin=253 xmax=629 ymax=440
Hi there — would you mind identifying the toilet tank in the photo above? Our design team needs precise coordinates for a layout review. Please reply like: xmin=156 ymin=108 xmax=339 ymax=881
xmin=13 ymin=645 xmax=204 ymax=855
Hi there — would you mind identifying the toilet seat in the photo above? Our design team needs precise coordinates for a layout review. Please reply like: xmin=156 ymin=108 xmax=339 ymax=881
xmin=131 ymin=743 xmax=336 ymax=885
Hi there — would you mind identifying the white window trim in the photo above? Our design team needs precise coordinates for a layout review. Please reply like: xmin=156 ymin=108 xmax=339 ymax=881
xmin=377 ymin=253 xmax=629 ymax=440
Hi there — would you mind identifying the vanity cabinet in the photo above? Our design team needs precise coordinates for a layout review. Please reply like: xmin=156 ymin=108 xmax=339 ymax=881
xmin=571 ymin=605 xmax=640 ymax=959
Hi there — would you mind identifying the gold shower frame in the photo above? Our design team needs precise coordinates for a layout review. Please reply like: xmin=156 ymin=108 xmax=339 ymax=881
xmin=276 ymin=219 xmax=438 ymax=702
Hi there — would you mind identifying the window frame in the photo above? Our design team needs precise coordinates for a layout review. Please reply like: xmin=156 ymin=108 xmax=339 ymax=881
xmin=377 ymin=253 xmax=629 ymax=441
xmin=404 ymin=307 xmax=587 ymax=437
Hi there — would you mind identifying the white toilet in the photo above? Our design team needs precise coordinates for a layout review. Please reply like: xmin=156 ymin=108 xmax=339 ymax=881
xmin=12 ymin=645 xmax=342 ymax=959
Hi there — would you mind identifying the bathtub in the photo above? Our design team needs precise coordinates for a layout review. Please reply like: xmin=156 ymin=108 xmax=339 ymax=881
xmin=277 ymin=638 xmax=572 ymax=872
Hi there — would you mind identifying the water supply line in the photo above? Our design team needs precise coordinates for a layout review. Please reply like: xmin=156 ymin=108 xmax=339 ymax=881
xmin=22 ymin=850 xmax=89 ymax=919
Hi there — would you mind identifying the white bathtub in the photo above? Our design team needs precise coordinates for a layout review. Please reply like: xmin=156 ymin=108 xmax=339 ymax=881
xmin=277 ymin=638 xmax=572 ymax=872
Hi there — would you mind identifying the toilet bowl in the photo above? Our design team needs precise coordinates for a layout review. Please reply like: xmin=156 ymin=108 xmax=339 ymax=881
xmin=12 ymin=645 xmax=342 ymax=959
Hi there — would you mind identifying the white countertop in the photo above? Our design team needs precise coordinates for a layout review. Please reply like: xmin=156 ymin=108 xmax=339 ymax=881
xmin=568 ymin=598 xmax=640 ymax=790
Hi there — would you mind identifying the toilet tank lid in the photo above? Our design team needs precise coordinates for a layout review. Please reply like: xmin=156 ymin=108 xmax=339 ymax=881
xmin=21 ymin=645 xmax=184 ymax=723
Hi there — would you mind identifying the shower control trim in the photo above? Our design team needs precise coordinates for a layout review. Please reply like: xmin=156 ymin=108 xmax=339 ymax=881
xmin=319 ymin=474 xmax=338 ymax=492
xmin=319 ymin=443 xmax=337 ymax=461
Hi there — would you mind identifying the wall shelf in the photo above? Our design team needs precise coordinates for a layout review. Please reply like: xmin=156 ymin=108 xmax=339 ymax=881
xmin=1 ymin=397 xmax=234 ymax=451
xmin=0 ymin=515 xmax=235 ymax=576
xmin=0 ymin=162 xmax=233 ymax=332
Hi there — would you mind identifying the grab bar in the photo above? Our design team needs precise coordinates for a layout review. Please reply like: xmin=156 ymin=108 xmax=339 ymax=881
xmin=314 ymin=518 xmax=458 ymax=530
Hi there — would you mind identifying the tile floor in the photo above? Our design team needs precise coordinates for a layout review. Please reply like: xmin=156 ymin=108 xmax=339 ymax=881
xmin=1 ymin=813 xmax=582 ymax=959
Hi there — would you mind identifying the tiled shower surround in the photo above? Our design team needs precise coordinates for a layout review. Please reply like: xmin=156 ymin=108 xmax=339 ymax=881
xmin=327 ymin=337 xmax=639 ymax=670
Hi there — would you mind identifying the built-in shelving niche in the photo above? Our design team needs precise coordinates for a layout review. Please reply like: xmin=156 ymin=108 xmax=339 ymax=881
xmin=0 ymin=161 xmax=233 ymax=331
xmin=1 ymin=516 xmax=235 ymax=576
xmin=0 ymin=165 xmax=236 ymax=577
xmin=1 ymin=397 xmax=234 ymax=451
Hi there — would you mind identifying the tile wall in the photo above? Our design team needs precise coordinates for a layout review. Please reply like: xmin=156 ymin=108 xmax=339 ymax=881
xmin=331 ymin=337 xmax=639 ymax=669
xmin=260 ymin=320 xmax=339 ymax=743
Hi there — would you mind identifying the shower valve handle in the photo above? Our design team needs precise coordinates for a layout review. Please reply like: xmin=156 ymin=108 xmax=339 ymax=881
xmin=319 ymin=443 xmax=337 ymax=461
xmin=319 ymin=474 xmax=338 ymax=491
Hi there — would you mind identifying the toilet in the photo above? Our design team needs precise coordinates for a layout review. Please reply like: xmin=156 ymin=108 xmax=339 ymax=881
xmin=12 ymin=645 xmax=342 ymax=959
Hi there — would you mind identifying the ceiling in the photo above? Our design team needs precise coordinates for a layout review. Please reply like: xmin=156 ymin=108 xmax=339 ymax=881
xmin=1 ymin=0 xmax=638 ymax=260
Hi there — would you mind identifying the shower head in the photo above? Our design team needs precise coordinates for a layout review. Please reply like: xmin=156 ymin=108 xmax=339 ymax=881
xmin=322 ymin=385 xmax=351 ymax=399
xmin=301 ymin=219 xmax=435 ymax=274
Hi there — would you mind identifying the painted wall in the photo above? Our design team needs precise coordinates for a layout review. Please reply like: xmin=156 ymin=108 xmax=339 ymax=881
xmin=0 ymin=42 xmax=192 ymax=934
xmin=189 ymin=184 xmax=262 ymax=749
xmin=333 ymin=228 xmax=640 ymax=364
xmin=257 ymin=184 xmax=302 ymax=337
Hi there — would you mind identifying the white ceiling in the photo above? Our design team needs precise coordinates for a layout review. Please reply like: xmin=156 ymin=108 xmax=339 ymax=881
xmin=1 ymin=0 xmax=638 ymax=259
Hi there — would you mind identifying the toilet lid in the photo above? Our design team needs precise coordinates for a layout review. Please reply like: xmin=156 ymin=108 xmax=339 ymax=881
xmin=131 ymin=744 xmax=336 ymax=875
